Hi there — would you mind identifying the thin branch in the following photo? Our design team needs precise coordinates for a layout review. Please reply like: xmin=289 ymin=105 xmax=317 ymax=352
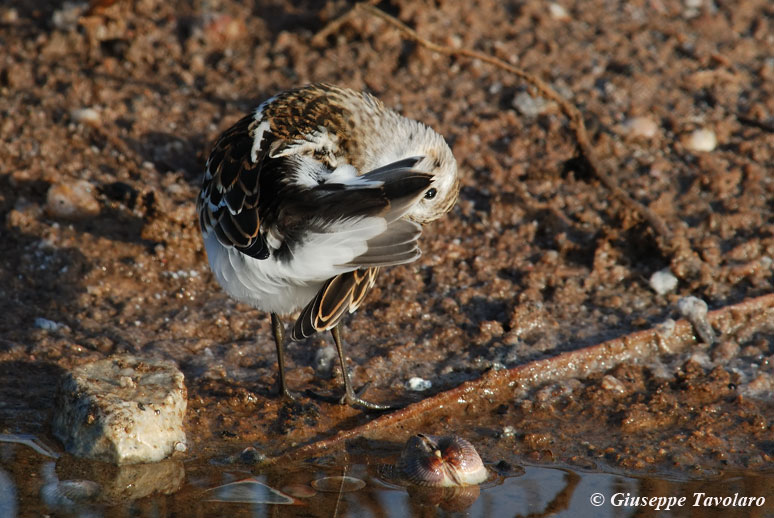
xmin=327 ymin=3 xmax=674 ymax=247
xmin=264 ymin=292 xmax=774 ymax=463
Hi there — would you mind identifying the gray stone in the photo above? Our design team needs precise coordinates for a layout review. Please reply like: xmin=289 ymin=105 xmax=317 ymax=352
xmin=53 ymin=355 xmax=187 ymax=465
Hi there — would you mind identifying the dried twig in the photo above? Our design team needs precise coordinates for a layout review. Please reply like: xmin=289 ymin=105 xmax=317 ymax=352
xmin=737 ymin=114 xmax=774 ymax=133
xmin=266 ymin=292 xmax=774 ymax=463
xmin=318 ymin=3 xmax=675 ymax=249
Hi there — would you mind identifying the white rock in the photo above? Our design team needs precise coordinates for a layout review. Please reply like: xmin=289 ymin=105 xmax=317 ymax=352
xmin=52 ymin=2 xmax=86 ymax=31
xmin=70 ymin=107 xmax=101 ymax=124
xmin=677 ymin=296 xmax=708 ymax=320
xmin=406 ymin=377 xmax=432 ymax=392
xmin=685 ymin=128 xmax=717 ymax=152
xmin=548 ymin=2 xmax=570 ymax=20
xmin=45 ymin=180 xmax=100 ymax=220
xmin=622 ymin=116 xmax=659 ymax=138
xmin=52 ymin=355 xmax=187 ymax=465
xmin=677 ymin=296 xmax=716 ymax=344
xmin=512 ymin=92 xmax=550 ymax=117
xmin=649 ymin=268 xmax=678 ymax=295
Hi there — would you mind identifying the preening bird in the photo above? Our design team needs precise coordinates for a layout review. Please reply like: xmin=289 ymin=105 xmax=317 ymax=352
xmin=198 ymin=83 xmax=459 ymax=410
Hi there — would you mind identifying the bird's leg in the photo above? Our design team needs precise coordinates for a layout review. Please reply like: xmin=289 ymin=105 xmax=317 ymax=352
xmin=271 ymin=313 xmax=298 ymax=401
xmin=330 ymin=324 xmax=393 ymax=411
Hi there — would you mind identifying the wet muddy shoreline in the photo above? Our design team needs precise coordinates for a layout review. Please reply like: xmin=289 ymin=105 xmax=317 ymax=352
xmin=2 ymin=0 xmax=774 ymax=515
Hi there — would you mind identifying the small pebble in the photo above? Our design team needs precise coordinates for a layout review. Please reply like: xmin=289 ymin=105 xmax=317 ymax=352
xmin=70 ymin=107 xmax=100 ymax=124
xmin=512 ymin=92 xmax=550 ymax=117
xmin=51 ymin=2 xmax=85 ymax=31
xmin=314 ymin=345 xmax=337 ymax=378
xmin=45 ymin=180 xmax=100 ymax=220
xmin=622 ymin=116 xmax=659 ymax=138
xmin=548 ymin=2 xmax=570 ymax=20
xmin=685 ymin=128 xmax=717 ymax=152
xmin=649 ymin=268 xmax=678 ymax=295
xmin=501 ymin=425 xmax=516 ymax=438
xmin=601 ymin=375 xmax=627 ymax=394
xmin=678 ymin=296 xmax=716 ymax=344
xmin=406 ymin=377 xmax=432 ymax=392
xmin=34 ymin=317 xmax=64 ymax=332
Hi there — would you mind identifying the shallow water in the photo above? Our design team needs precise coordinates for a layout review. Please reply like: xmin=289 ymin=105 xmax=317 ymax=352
xmin=4 ymin=439 xmax=774 ymax=518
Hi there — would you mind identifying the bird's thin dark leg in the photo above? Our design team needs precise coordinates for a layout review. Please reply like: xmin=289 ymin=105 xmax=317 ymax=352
xmin=331 ymin=323 xmax=393 ymax=411
xmin=271 ymin=313 xmax=297 ymax=401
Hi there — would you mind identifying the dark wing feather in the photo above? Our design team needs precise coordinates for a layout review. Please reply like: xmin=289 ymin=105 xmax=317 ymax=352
xmin=291 ymin=267 xmax=379 ymax=340
xmin=197 ymin=114 xmax=270 ymax=260
xmin=286 ymin=161 xmax=433 ymax=340
xmin=261 ymin=158 xmax=432 ymax=265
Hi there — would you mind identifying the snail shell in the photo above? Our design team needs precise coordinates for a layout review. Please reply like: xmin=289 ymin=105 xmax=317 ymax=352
xmin=395 ymin=434 xmax=488 ymax=487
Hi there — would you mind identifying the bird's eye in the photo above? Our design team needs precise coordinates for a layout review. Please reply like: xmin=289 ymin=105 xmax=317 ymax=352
xmin=424 ymin=188 xmax=437 ymax=200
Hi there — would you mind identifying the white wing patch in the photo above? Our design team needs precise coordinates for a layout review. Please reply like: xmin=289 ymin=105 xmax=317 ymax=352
xmin=249 ymin=102 xmax=272 ymax=163
xmin=326 ymin=164 xmax=381 ymax=186
xmin=250 ymin=119 xmax=271 ymax=164
xmin=204 ymin=215 xmax=389 ymax=314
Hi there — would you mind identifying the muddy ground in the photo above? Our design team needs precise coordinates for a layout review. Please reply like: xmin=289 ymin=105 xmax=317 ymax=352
xmin=2 ymin=0 xmax=774 ymax=490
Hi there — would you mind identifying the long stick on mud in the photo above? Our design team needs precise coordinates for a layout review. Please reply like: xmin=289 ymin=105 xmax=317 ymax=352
xmin=266 ymin=292 xmax=774 ymax=463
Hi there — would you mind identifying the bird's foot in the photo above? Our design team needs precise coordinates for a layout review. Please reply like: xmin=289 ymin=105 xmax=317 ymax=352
xmin=339 ymin=383 xmax=396 ymax=411
xmin=273 ymin=380 xmax=302 ymax=403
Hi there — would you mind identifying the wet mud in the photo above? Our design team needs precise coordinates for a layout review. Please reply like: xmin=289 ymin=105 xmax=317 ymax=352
xmin=2 ymin=0 xmax=774 ymax=514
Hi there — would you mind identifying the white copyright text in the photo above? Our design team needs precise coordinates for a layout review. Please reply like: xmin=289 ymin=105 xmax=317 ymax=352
xmin=592 ymin=492 xmax=766 ymax=511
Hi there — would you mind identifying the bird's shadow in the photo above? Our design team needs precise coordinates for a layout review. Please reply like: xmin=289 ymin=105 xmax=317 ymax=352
xmin=0 ymin=360 xmax=67 ymax=436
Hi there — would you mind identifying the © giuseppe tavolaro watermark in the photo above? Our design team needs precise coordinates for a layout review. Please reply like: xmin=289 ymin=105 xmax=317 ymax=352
xmin=589 ymin=492 xmax=765 ymax=511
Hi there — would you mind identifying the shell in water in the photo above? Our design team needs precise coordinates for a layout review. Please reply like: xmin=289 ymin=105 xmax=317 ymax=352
xmin=396 ymin=435 xmax=488 ymax=487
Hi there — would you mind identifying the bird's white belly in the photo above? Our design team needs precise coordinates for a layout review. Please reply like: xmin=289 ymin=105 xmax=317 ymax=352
xmin=204 ymin=233 xmax=324 ymax=315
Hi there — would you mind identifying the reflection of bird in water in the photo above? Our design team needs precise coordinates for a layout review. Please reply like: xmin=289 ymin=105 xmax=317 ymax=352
xmin=39 ymin=462 xmax=101 ymax=517
xmin=198 ymin=83 xmax=459 ymax=410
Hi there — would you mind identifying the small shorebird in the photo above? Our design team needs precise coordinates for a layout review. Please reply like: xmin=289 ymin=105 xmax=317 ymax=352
xmin=197 ymin=84 xmax=459 ymax=410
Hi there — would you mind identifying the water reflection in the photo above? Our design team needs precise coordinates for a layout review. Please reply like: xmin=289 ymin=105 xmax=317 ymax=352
xmin=40 ymin=461 xmax=101 ymax=518
xmin=0 ymin=468 xmax=17 ymax=518
xmin=3 ymin=440 xmax=774 ymax=517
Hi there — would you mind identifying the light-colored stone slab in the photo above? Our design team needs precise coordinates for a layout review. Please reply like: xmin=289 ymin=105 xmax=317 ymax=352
xmin=53 ymin=355 xmax=187 ymax=465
